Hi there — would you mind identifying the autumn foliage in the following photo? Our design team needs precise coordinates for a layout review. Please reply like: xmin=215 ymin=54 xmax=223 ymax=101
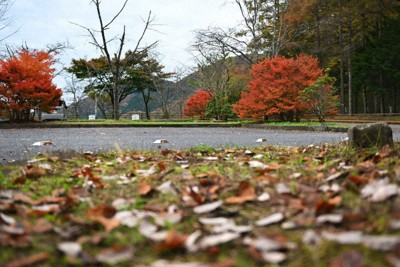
xmin=0 ymin=49 xmax=62 ymax=122
xmin=233 ymin=55 xmax=323 ymax=121
xmin=184 ymin=90 xmax=212 ymax=118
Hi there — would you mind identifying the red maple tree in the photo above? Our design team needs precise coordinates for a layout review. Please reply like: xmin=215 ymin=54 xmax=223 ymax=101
xmin=233 ymin=54 xmax=323 ymax=121
xmin=184 ymin=90 xmax=212 ymax=119
xmin=0 ymin=49 xmax=62 ymax=122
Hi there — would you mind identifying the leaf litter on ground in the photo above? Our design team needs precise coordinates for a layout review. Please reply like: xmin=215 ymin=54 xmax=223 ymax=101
xmin=0 ymin=143 xmax=400 ymax=266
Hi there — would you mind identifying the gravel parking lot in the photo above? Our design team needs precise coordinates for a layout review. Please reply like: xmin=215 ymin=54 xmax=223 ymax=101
xmin=1 ymin=125 xmax=398 ymax=164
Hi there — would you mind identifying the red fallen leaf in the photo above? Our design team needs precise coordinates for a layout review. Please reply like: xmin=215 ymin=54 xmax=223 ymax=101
xmin=13 ymin=176 xmax=26 ymax=185
xmin=155 ymin=231 xmax=187 ymax=253
xmin=225 ymin=181 xmax=257 ymax=204
xmin=5 ymin=252 xmax=50 ymax=267
xmin=87 ymin=204 xmax=117 ymax=219
xmin=157 ymin=162 xmax=166 ymax=171
xmin=187 ymin=187 xmax=205 ymax=205
xmin=139 ymin=179 xmax=152 ymax=196
xmin=329 ymin=249 xmax=364 ymax=267
xmin=348 ymin=174 xmax=368 ymax=184
xmin=25 ymin=166 xmax=46 ymax=179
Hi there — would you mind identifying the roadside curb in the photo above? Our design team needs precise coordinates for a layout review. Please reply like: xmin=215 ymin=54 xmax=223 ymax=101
xmin=0 ymin=123 xmax=349 ymax=132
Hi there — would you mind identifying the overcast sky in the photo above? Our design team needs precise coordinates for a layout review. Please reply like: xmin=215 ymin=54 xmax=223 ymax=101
xmin=5 ymin=0 xmax=243 ymax=89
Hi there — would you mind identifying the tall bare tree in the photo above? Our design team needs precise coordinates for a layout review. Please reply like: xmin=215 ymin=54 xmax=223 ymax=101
xmin=75 ymin=0 xmax=157 ymax=119
xmin=0 ymin=0 xmax=14 ymax=44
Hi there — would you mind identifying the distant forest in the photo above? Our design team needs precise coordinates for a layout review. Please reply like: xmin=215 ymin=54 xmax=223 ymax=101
xmin=65 ymin=1 xmax=400 ymax=119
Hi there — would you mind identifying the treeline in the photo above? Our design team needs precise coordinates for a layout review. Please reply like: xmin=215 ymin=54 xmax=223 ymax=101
xmin=191 ymin=0 xmax=400 ymax=116
xmin=285 ymin=0 xmax=400 ymax=114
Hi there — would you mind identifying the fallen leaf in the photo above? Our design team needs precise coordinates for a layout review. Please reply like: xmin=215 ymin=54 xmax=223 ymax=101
xmin=5 ymin=252 xmax=49 ymax=267
xmin=95 ymin=246 xmax=133 ymax=265
xmin=153 ymin=139 xmax=169 ymax=144
xmin=199 ymin=217 xmax=230 ymax=225
xmin=32 ymin=141 xmax=53 ymax=146
xmin=25 ymin=166 xmax=46 ymax=179
xmin=114 ymin=211 xmax=139 ymax=228
xmin=199 ymin=232 xmax=240 ymax=249
xmin=261 ymin=251 xmax=287 ymax=264
xmin=157 ymin=181 xmax=177 ymax=195
xmin=329 ymin=250 xmax=364 ymax=267
xmin=362 ymin=180 xmax=399 ymax=202
xmin=362 ymin=235 xmax=400 ymax=251
xmin=302 ymin=230 xmax=321 ymax=245
xmin=57 ymin=241 xmax=82 ymax=257
xmin=193 ymin=200 xmax=223 ymax=214
xmin=225 ymin=182 xmax=257 ymax=204
xmin=322 ymin=231 xmax=363 ymax=245
xmin=139 ymin=179 xmax=153 ymax=196
xmin=275 ymin=183 xmax=291 ymax=194
xmin=150 ymin=260 xmax=212 ymax=267
xmin=185 ymin=230 xmax=203 ymax=252
xmin=248 ymin=161 xmax=268 ymax=169
xmin=31 ymin=218 xmax=53 ymax=233
xmin=156 ymin=231 xmax=187 ymax=253
xmin=316 ymin=214 xmax=343 ymax=225
xmin=86 ymin=204 xmax=117 ymax=219
xmin=256 ymin=213 xmax=285 ymax=227
xmin=257 ymin=192 xmax=271 ymax=202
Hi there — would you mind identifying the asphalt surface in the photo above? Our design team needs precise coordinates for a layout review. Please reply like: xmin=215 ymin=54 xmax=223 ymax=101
xmin=1 ymin=126 xmax=399 ymax=164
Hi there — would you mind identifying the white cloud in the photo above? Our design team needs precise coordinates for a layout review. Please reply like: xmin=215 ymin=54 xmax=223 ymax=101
xmin=6 ymin=0 xmax=242 ymax=90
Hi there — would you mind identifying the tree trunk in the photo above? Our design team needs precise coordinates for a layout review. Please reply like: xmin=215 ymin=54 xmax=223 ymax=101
xmin=347 ymin=10 xmax=353 ymax=115
xmin=338 ymin=0 xmax=345 ymax=113
xmin=142 ymin=89 xmax=151 ymax=120
xmin=362 ymin=86 xmax=367 ymax=113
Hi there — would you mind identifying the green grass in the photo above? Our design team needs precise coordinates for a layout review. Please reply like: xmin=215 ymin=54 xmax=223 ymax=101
xmin=46 ymin=119 xmax=247 ymax=125
xmin=265 ymin=121 xmax=349 ymax=127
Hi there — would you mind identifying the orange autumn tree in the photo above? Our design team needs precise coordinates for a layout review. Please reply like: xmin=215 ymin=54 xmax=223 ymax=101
xmin=0 ymin=49 xmax=62 ymax=122
xmin=184 ymin=90 xmax=212 ymax=119
xmin=233 ymin=54 xmax=323 ymax=121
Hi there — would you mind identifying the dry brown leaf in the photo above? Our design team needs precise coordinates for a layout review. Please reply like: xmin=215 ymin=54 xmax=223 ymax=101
xmin=25 ymin=166 xmax=46 ymax=179
xmin=86 ymin=204 xmax=116 ymax=219
xmin=5 ymin=252 xmax=50 ymax=267
xmin=329 ymin=250 xmax=364 ymax=267
xmin=155 ymin=231 xmax=187 ymax=253
xmin=348 ymin=174 xmax=368 ymax=184
xmin=31 ymin=218 xmax=53 ymax=233
xmin=225 ymin=181 xmax=257 ymax=204
xmin=139 ymin=179 xmax=153 ymax=196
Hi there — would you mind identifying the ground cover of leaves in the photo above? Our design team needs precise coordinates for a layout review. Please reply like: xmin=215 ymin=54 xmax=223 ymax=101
xmin=1 ymin=142 xmax=400 ymax=267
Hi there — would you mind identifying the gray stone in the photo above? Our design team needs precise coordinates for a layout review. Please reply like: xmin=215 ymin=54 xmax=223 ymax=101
xmin=348 ymin=122 xmax=393 ymax=148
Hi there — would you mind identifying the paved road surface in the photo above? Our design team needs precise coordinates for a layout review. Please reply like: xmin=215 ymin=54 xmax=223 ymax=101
xmin=0 ymin=126 xmax=398 ymax=164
